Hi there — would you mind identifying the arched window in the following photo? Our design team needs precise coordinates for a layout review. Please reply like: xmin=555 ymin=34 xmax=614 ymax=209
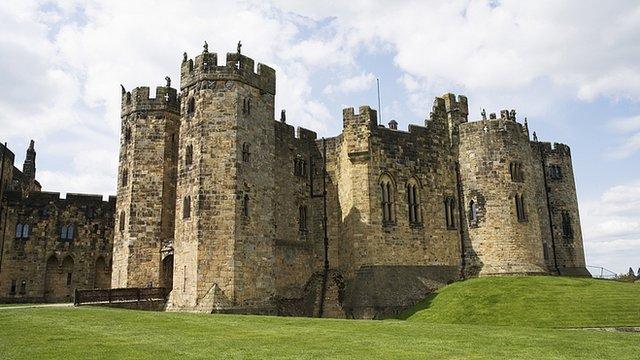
xmin=187 ymin=97 xmax=195 ymax=115
xmin=294 ymin=157 xmax=307 ymax=177
xmin=60 ymin=225 xmax=75 ymax=240
xmin=242 ymin=143 xmax=251 ymax=162
xmin=380 ymin=175 xmax=395 ymax=224
xmin=119 ymin=211 xmax=126 ymax=232
xmin=243 ymin=194 xmax=250 ymax=217
xmin=185 ymin=144 xmax=193 ymax=166
xmin=469 ymin=200 xmax=477 ymax=222
xmin=444 ymin=197 xmax=456 ymax=229
xmin=15 ymin=224 xmax=29 ymax=239
xmin=121 ymin=168 xmax=128 ymax=187
xmin=515 ymin=194 xmax=527 ymax=222
xmin=183 ymin=196 xmax=191 ymax=219
xmin=299 ymin=205 xmax=308 ymax=232
xmin=406 ymin=178 xmax=421 ymax=224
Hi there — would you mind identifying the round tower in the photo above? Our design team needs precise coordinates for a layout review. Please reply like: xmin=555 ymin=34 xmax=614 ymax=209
xmin=168 ymin=45 xmax=277 ymax=313
xmin=111 ymin=83 xmax=180 ymax=289
xmin=458 ymin=114 xmax=546 ymax=276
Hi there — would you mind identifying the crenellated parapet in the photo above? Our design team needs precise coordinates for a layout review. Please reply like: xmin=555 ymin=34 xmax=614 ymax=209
xmin=532 ymin=141 xmax=571 ymax=157
xmin=120 ymin=86 xmax=180 ymax=117
xmin=441 ymin=93 xmax=469 ymax=118
xmin=180 ymin=50 xmax=276 ymax=95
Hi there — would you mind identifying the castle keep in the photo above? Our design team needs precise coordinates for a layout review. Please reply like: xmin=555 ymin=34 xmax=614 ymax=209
xmin=110 ymin=44 xmax=588 ymax=318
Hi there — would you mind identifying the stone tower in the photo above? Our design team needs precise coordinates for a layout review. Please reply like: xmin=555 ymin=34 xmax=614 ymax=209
xmin=167 ymin=46 xmax=277 ymax=312
xmin=22 ymin=140 xmax=36 ymax=189
xmin=458 ymin=113 xmax=547 ymax=275
xmin=111 ymin=84 xmax=180 ymax=289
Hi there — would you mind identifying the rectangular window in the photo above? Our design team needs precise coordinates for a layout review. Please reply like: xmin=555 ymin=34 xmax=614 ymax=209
xmin=562 ymin=211 xmax=573 ymax=240
xmin=66 ymin=273 xmax=72 ymax=286
xmin=10 ymin=280 xmax=16 ymax=295
xmin=299 ymin=206 xmax=308 ymax=232
xmin=445 ymin=197 xmax=456 ymax=229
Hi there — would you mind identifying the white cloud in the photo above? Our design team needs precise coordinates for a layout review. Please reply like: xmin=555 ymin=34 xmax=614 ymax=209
xmin=581 ymin=180 xmax=640 ymax=273
xmin=607 ymin=115 xmax=640 ymax=159
xmin=323 ymin=72 xmax=375 ymax=95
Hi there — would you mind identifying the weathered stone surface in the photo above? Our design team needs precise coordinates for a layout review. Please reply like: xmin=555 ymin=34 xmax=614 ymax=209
xmin=109 ymin=47 xmax=588 ymax=318
xmin=0 ymin=143 xmax=115 ymax=303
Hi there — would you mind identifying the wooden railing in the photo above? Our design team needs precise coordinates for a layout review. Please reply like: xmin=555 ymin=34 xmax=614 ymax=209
xmin=74 ymin=287 xmax=169 ymax=306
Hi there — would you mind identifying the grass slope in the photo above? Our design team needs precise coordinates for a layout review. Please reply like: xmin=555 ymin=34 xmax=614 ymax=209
xmin=0 ymin=306 xmax=638 ymax=360
xmin=400 ymin=276 xmax=640 ymax=328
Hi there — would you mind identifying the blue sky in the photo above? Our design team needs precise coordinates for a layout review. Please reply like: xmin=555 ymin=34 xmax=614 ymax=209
xmin=0 ymin=0 xmax=638 ymax=274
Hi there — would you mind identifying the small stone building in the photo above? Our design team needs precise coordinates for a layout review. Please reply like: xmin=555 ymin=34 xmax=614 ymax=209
xmin=112 ymin=45 xmax=589 ymax=318
xmin=0 ymin=142 xmax=115 ymax=303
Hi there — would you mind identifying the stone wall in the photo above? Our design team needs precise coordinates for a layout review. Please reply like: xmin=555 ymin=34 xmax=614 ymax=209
xmin=532 ymin=142 xmax=588 ymax=276
xmin=0 ymin=191 xmax=115 ymax=303
xmin=112 ymin=85 xmax=180 ymax=289
xmin=458 ymin=117 xmax=547 ymax=275
xmin=168 ymin=51 xmax=278 ymax=313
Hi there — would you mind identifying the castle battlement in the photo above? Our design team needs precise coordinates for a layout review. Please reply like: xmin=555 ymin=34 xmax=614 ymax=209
xmin=274 ymin=121 xmax=318 ymax=143
xmin=180 ymin=50 xmax=276 ymax=95
xmin=459 ymin=117 xmax=527 ymax=136
xmin=6 ymin=190 xmax=115 ymax=209
xmin=533 ymin=141 xmax=572 ymax=156
xmin=441 ymin=93 xmax=469 ymax=116
xmin=121 ymin=85 xmax=180 ymax=116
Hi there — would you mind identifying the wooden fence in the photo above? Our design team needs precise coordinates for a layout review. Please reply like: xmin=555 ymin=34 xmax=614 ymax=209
xmin=74 ymin=287 xmax=169 ymax=306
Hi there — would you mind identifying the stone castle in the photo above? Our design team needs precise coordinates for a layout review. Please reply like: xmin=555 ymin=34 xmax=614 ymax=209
xmin=0 ymin=141 xmax=114 ymax=303
xmin=0 ymin=43 xmax=588 ymax=317
xmin=110 ymin=44 xmax=588 ymax=318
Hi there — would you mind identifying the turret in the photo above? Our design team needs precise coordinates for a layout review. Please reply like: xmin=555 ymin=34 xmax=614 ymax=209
xmin=111 ymin=79 xmax=180 ymax=289
xmin=21 ymin=140 xmax=36 ymax=191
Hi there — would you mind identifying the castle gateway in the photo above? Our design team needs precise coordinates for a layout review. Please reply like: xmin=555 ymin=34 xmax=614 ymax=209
xmin=112 ymin=44 xmax=588 ymax=318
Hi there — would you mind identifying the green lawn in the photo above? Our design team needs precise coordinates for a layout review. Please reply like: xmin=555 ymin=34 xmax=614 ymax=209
xmin=401 ymin=276 xmax=640 ymax=328
xmin=0 ymin=276 xmax=638 ymax=359
xmin=0 ymin=306 xmax=637 ymax=359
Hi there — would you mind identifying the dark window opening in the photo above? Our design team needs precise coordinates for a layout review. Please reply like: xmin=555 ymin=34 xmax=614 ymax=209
xmin=243 ymin=98 xmax=252 ymax=115
xmin=243 ymin=194 xmax=250 ymax=217
xmin=299 ymin=205 xmax=308 ymax=232
xmin=294 ymin=157 xmax=307 ymax=177
xmin=187 ymin=97 xmax=195 ymax=115
xmin=515 ymin=194 xmax=527 ymax=222
xmin=469 ymin=200 xmax=478 ymax=222
xmin=549 ymin=165 xmax=563 ymax=180
xmin=60 ymin=225 xmax=75 ymax=240
xmin=407 ymin=183 xmax=421 ymax=224
xmin=242 ymin=143 xmax=251 ymax=162
xmin=510 ymin=161 xmax=524 ymax=182
xmin=445 ymin=197 xmax=456 ymax=229
xmin=380 ymin=177 xmax=395 ymax=224
xmin=562 ymin=211 xmax=573 ymax=240
xmin=119 ymin=211 xmax=126 ymax=232
xmin=185 ymin=144 xmax=193 ymax=166
xmin=19 ymin=280 xmax=26 ymax=294
xmin=15 ymin=223 xmax=29 ymax=239
xmin=66 ymin=273 xmax=72 ymax=286
xmin=124 ymin=127 xmax=132 ymax=144
xmin=10 ymin=280 xmax=16 ymax=295
xmin=183 ymin=196 xmax=191 ymax=219
xmin=122 ymin=169 xmax=128 ymax=187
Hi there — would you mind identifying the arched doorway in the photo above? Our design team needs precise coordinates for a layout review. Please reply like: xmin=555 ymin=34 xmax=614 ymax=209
xmin=160 ymin=254 xmax=174 ymax=290
xmin=93 ymin=257 xmax=111 ymax=289
xmin=61 ymin=256 xmax=75 ymax=302
xmin=44 ymin=255 xmax=61 ymax=302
